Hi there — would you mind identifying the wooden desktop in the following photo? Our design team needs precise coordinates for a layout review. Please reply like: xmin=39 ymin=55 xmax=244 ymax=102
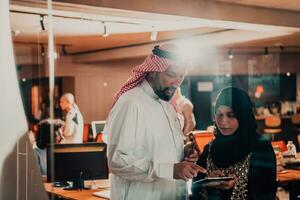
xmin=44 ymin=153 xmax=300 ymax=199
xmin=44 ymin=179 xmax=110 ymax=200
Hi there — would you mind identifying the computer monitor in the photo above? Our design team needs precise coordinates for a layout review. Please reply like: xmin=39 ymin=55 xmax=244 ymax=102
xmin=47 ymin=142 xmax=108 ymax=190
xmin=91 ymin=121 xmax=106 ymax=139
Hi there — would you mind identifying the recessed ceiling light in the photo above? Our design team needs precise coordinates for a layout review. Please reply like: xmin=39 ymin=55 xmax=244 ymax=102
xmin=150 ymin=31 xmax=157 ymax=41
xmin=228 ymin=49 xmax=233 ymax=59
xmin=103 ymin=22 xmax=109 ymax=37
xmin=12 ymin=30 xmax=21 ymax=36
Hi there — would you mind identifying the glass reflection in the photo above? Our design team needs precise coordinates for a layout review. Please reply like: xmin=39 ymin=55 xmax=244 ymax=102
xmin=9 ymin=0 xmax=300 ymax=199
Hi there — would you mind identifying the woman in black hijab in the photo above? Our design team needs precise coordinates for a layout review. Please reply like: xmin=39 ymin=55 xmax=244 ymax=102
xmin=192 ymin=87 xmax=276 ymax=200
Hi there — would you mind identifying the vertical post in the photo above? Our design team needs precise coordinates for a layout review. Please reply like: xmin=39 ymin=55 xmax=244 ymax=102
xmin=47 ymin=1 xmax=55 ymax=200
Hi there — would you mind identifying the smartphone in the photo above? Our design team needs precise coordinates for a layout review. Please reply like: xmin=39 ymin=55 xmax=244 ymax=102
xmin=188 ymin=132 xmax=201 ymax=155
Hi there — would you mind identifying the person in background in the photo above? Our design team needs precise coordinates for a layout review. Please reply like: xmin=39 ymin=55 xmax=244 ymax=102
xmin=104 ymin=44 xmax=206 ymax=200
xmin=28 ymin=119 xmax=62 ymax=175
xmin=59 ymin=93 xmax=84 ymax=144
xmin=192 ymin=87 xmax=277 ymax=200
xmin=170 ymin=87 xmax=196 ymax=135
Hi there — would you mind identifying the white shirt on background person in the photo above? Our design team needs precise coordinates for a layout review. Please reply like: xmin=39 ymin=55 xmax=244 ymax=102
xmin=60 ymin=106 xmax=83 ymax=144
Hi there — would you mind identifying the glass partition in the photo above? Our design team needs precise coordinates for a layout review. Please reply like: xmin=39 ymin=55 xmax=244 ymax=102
xmin=9 ymin=0 xmax=299 ymax=198
xmin=9 ymin=0 xmax=56 ymax=199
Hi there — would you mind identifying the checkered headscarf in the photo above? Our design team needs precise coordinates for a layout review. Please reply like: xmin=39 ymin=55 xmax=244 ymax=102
xmin=111 ymin=43 xmax=180 ymax=108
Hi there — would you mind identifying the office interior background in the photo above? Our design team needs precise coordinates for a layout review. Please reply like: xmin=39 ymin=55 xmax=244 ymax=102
xmin=1 ymin=0 xmax=300 ymax=199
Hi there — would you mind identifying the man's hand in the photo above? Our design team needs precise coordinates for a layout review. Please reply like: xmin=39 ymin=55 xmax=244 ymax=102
xmin=174 ymin=161 xmax=206 ymax=181
xmin=184 ymin=142 xmax=199 ymax=162
xmin=184 ymin=150 xmax=199 ymax=162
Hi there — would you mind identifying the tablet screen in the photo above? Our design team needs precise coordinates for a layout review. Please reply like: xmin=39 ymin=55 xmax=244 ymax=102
xmin=193 ymin=176 xmax=234 ymax=186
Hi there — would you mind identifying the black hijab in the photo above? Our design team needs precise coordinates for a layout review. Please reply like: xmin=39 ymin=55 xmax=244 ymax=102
xmin=36 ymin=121 xmax=60 ymax=149
xmin=210 ymin=87 xmax=259 ymax=168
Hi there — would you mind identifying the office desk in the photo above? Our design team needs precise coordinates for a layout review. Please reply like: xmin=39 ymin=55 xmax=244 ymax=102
xmin=44 ymin=168 xmax=300 ymax=199
xmin=44 ymin=183 xmax=109 ymax=200
xmin=275 ymin=153 xmax=300 ymax=199
xmin=277 ymin=167 xmax=300 ymax=199
xmin=277 ymin=153 xmax=300 ymax=183
xmin=277 ymin=169 xmax=300 ymax=183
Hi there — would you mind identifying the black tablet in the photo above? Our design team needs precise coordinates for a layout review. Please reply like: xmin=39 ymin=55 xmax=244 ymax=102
xmin=193 ymin=176 xmax=235 ymax=186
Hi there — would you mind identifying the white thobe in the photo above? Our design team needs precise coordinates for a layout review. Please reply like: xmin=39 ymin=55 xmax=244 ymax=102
xmin=104 ymin=80 xmax=187 ymax=200
xmin=60 ymin=106 xmax=84 ymax=144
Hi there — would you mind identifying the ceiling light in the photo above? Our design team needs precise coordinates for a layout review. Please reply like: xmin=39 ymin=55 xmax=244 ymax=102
xmin=228 ymin=49 xmax=233 ymax=59
xmin=39 ymin=15 xmax=45 ymax=31
xmin=280 ymin=45 xmax=284 ymax=51
xmin=41 ymin=45 xmax=45 ymax=57
xmin=61 ymin=45 xmax=67 ymax=55
xmin=49 ymin=51 xmax=59 ymax=59
xmin=12 ymin=30 xmax=21 ymax=36
xmin=103 ymin=22 xmax=109 ymax=37
xmin=53 ymin=52 xmax=59 ymax=59
xmin=286 ymin=72 xmax=291 ymax=77
xmin=264 ymin=47 xmax=269 ymax=56
xmin=150 ymin=31 xmax=158 ymax=41
xmin=255 ymin=92 xmax=262 ymax=99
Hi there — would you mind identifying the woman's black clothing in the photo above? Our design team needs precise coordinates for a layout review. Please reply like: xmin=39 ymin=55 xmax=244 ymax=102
xmin=192 ymin=137 xmax=277 ymax=200
xmin=192 ymin=87 xmax=277 ymax=200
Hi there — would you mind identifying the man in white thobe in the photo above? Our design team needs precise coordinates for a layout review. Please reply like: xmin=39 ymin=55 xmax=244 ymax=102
xmin=59 ymin=93 xmax=84 ymax=144
xmin=104 ymin=44 xmax=206 ymax=200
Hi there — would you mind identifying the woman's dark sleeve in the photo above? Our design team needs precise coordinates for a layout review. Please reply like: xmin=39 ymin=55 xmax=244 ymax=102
xmin=191 ymin=144 xmax=209 ymax=200
xmin=248 ymin=139 xmax=277 ymax=200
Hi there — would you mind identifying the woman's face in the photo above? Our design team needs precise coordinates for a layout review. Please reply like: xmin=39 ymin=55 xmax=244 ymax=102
xmin=215 ymin=105 xmax=239 ymax=136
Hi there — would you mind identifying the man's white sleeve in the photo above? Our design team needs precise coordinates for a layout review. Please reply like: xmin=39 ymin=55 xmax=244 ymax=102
xmin=62 ymin=114 xmax=75 ymax=137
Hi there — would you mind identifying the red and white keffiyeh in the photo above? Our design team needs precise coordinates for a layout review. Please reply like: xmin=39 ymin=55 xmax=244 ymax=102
xmin=111 ymin=44 xmax=178 ymax=107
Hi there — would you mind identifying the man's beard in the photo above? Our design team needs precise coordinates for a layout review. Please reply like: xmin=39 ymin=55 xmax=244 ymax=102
xmin=154 ymin=86 xmax=177 ymax=101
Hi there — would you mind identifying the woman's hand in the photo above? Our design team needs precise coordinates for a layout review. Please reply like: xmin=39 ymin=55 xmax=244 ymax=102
xmin=208 ymin=170 xmax=224 ymax=177
xmin=207 ymin=170 xmax=236 ymax=190
xmin=218 ymin=177 xmax=236 ymax=190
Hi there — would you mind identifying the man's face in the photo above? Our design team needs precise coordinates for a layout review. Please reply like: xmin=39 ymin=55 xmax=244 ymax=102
xmin=151 ymin=64 xmax=186 ymax=101
xmin=59 ymin=97 xmax=69 ymax=111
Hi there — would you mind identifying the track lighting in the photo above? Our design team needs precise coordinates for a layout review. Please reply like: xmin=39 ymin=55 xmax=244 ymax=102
xmin=39 ymin=44 xmax=71 ymax=57
xmin=53 ymin=52 xmax=59 ymax=60
xmin=264 ymin=47 xmax=269 ymax=56
xmin=103 ymin=22 xmax=109 ymax=37
xmin=41 ymin=44 xmax=45 ymax=57
xmin=12 ymin=30 xmax=21 ymax=36
xmin=150 ymin=31 xmax=157 ymax=41
xmin=62 ymin=45 xmax=67 ymax=55
xmin=280 ymin=45 xmax=284 ymax=51
xmin=40 ymin=15 xmax=45 ymax=31
xmin=228 ymin=49 xmax=233 ymax=59
xmin=226 ymin=45 xmax=300 ymax=58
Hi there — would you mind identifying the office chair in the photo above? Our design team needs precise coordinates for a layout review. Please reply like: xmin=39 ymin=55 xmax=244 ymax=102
xmin=264 ymin=116 xmax=282 ymax=141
